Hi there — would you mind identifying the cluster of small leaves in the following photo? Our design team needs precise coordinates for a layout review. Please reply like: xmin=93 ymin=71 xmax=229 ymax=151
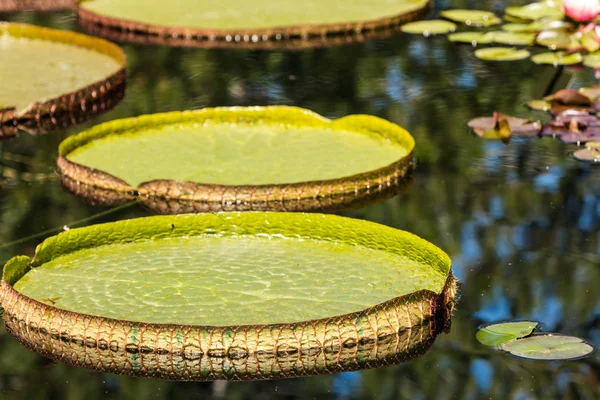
xmin=467 ymin=85 xmax=600 ymax=162
xmin=476 ymin=321 xmax=596 ymax=361
xmin=401 ymin=1 xmax=600 ymax=71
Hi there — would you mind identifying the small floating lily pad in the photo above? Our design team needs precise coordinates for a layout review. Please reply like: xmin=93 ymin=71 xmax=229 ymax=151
xmin=487 ymin=31 xmax=536 ymax=46
xmin=78 ymin=0 xmax=431 ymax=44
xmin=448 ymin=32 xmax=494 ymax=45
xmin=468 ymin=112 xmax=541 ymax=142
xmin=505 ymin=3 xmax=564 ymax=22
xmin=57 ymin=106 xmax=415 ymax=213
xmin=0 ymin=22 xmax=126 ymax=138
xmin=401 ymin=20 xmax=457 ymax=35
xmin=584 ymin=53 xmax=600 ymax=69
xmin=531 ymin=51 xmax=583 ymax=66
xmin=440 ymin=9 xmax=502 ymax=27
xmin=535 ymin=30 xmax=578 ymax=50
xmin=500 ymin=334 xmax=595 ymax=361
xmin=476 ymin=321 xmax=539 ymax=346
xmin=0 ymin=212 xmax=457 ymax=380
xmin=573 ymin=141 xmax=600 ymax=162
xmin=474 ymin=47 xmax=531 ymax=61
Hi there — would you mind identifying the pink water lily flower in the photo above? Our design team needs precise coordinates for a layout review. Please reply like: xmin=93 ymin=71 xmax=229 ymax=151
xmin=563 ymin=0 xmax=600 ymax=22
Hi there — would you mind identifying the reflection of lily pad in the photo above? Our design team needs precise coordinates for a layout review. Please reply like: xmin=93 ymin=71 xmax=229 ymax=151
xmin=505 ymin=3 xmax=564 ymax=21
xmin=0 ymin=22 xmax=126 ymax=138
xmin=474 ymin=47 xmax=531 ymax=61
xmin=78 ymin=0 xmax=431 ymax=43
xmin=440 ymin=9 xmax=502 ymax=27
xmin=0 ymin=212 xmax=457 ymax=380
xmin=531 ymin=52 xmax=583 ymax=66
xmin=448 ymin=32 xmax=493 ymax=45
xmin=573 ymin=141 xmax=600 ymax=162
xmin=401 ymin=20 xmax=457 ymax=35
xmin=476 ymin=321 xmax=539 ymax=346
xmin=500 ymin=334 xmax=595 ymax=361
xmin=58 ymin=106 xmax=415 ymax=213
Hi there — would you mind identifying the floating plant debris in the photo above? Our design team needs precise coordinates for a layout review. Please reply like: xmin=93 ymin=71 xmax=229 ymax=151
xmin=500 ymin=334 xmax=596 ymax=361
xmin=476 ymin=321 xmax=540 ymax=346
xmin=401 ymin=20 xmax=457 ymax=35
xmin=77 ymin=0 xmax=430 ymax=47
xmin=477 ymin=321 xmax=595 ymax=361
xmin=0 ymin=212 xmax=457 ymax=380
xmin=467 ymin=112 xmax=541 ymax=143
xmin=0 ymin=23 xmax=126 ymax=138
xmin=58 ymin=106 xmax=415 ymax=213
xmin=474 ymin=47 xmax=531 ymax=61
xmin=440 ymin=10 xmax=502 ymax=27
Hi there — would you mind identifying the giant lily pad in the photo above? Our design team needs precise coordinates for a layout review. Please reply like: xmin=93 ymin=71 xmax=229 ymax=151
xmin=57 ymin=106 xmax=415 ymax=213
xmin=0 ymin=213 xmax=457 ymax=380
xmin=77 ymin=0 xmax=430 ymax=45
xmin=500 ymin=334 xmax=595 ymax=361
xmin=0 ymin=23 xmax=125 ymax=138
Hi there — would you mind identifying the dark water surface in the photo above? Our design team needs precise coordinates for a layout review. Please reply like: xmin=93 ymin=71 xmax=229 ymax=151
xmin=1 ymin=1 xmax=600 ymax=398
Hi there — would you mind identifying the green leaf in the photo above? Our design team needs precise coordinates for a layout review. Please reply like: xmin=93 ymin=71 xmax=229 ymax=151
xmin=531 ymin=51 xmax=583 ymax=66
xmin=505 ymin=2 xmax=564 ymax=21
xmin=474 ymin=47 xmax=531 ymax=61
xmin=536 ymin=30 xmax=578 ymax=50
xmin=487 ymin=31 xmax=536 ymax=46
xmin=10 ymin=213 xmax=453 ymax=326
xmin=440 ymin=9 xmax=502 ymax=27
xmin=448 ymin=32 xmax=494 ymax=45
xmin=476 ymin=321 xmax=539 ymax=346
xmin=527 ymin=100 xmax=552 ymax=111
xmin=500 ymin=334 xmax=596 ymax=361
xmin=584 ymin=53 xmax=600 ymax=69
xmin=401 ymin=20 xmax=457 ymax=35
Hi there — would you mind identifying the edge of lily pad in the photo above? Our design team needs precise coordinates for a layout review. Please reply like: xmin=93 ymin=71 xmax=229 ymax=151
xmin=57 ymin=106 xmax=416 ymax=213
xmin=77 ymin=1 xmax=431 ymax=46
xmin=0 ymin=212 xmax=457 ymax=381
xmin=0 ymin=22 xmax=126 ymax=138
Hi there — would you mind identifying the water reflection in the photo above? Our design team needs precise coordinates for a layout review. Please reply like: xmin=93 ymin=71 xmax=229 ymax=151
xmin=1 ymin=0 xmax=600 ymax=398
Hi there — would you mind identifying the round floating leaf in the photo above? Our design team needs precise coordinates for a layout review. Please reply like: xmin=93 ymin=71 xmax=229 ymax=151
xmin=448 ymin=32 xmax=494 ymax=45
xmin=536 ymin=30 xmax=578 ymax=50
xmin=584 ymin=53 xmax=600 ymax=69
xmin=468 ymin=112 xmax=541 ymax=143
xmin=579 ymin=85 xmax=600 ymax=101
xmin=58 ymin=106 xmax=415 ymax=213
xmin=500 ymin=334 xmax=595 ymax=361
xmin=474 ymin=47 xmax=531 ymax=61
xmin=573 ymin=141 xmax=600 ymax=162
xmin=476 ymin=321 xmax=540 ymax=346
xmin=440 ymin=9 xmax=502 ymax=27
xmin=78 ymin=0 xmax=431 ymax=45
xmin=502 ymin=22 xmax=543 ymax=33
xmin=0 ymin=22 xmax=125 ymax=138
xmin=0 ymin=213 xmax=457 ymax=380
xmin=505 ymin=2 xmax=564 ymax=21
xmin=401 ymin=20 xmax=457 ymax=35
xmin=487 ymin=31 xmax=536 ymax=46
xmin=531 ymin=51 xmax=583 ymax=66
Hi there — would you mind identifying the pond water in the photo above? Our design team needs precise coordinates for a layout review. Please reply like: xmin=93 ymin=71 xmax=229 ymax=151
xmin=1 ymin=0 xmax=599 ymax=398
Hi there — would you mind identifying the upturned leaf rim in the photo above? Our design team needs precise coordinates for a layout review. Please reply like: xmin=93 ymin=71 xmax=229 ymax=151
xmin=57 ymin=106 xmax=416 ymax=213
xmin=0 ymin=212 xmax=457 ymax=381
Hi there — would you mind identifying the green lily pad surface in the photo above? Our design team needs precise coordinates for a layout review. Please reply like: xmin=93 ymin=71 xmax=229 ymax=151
xmin=58 ymin=106 xmax=415 ymax=213
xmin=500 ymin=335 xmax=595 ymax=361
xmin=474 ymin=47 xmax=531 ymax=61
xmin=401 ymin=20 xmax=457 ymax=35
xmin=79 ymin=0 xmax=430 ymax=34
xmin=505 ymin=3 xmax=564 ymax=22
xmin=12 ymin=214 xmax=450 ymax=326
xmin=476 ymin=321 xmax=539 ymax=346
xmin=531 ymin=51 xmax=583 ymax=66
xmin=448 ymin=32 xmax=494 ymax=45
xmin=440 ymin=9 xmax=502 ymax=27
xmin=0 ymin=23 xmax=125 ymax=137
